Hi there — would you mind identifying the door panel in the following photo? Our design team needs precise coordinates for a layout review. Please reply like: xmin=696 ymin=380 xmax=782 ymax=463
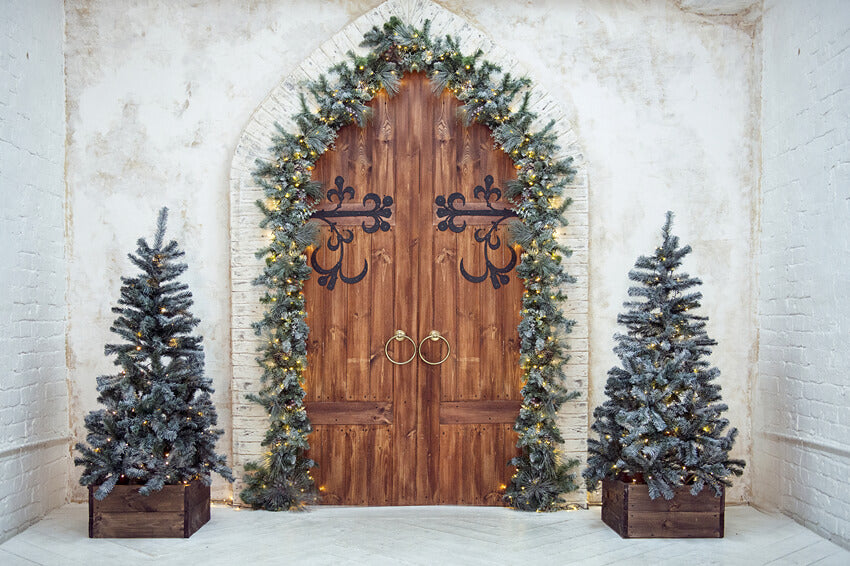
xmin=305 ymin=73 xmax=521 ymax=506
xmin=437 ymin=424 xmax=517 ymax=505
xmin=425 ymin=76 xmax=523 ymax=505
xmin=305 ymin=96 xmax=398 ymax=504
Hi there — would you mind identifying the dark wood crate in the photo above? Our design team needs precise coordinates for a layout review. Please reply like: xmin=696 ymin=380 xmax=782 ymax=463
xmin=601 ymin=478 xmax=724 ymax=538
xmin=88 ymin=480 xmax=210 ymax=538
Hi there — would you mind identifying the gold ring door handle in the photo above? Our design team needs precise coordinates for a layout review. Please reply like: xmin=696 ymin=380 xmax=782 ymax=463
xmin=385 ymin=330 xmax=417 ymax=365
xmin=418 ymin=330 xmax=451 ymax=365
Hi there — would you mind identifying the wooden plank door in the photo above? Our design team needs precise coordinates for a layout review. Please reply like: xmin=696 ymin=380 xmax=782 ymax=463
xmin=305 ymin=73 xmax=521 ymax=506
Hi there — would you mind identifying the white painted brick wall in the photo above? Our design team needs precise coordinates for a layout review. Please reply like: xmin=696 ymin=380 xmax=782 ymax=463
xmin=0 ymin=0 xmax=68 ymax=543
xmin=64 ymin=0 xmax=759 ymax=509
xmin=755 ymin=0 xmax=850 ymax=549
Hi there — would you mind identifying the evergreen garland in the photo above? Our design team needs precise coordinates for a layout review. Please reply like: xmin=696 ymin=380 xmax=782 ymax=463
xmin=75 ymin=208 xmax=233 ymax=500
xmin=243 ymin=16 xmax=578 ymax=512
xmin=583 ymin=212 xmax=745 ymax=500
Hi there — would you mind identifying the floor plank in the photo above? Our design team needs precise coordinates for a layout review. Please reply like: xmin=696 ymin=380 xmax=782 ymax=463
xmin=0 ymin=548 xmax=39 ymax=565
xmin=0 ymin=503 xmax=846 ymax=565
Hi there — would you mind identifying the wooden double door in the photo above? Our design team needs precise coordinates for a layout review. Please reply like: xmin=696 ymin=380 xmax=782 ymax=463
xmin=304 ymin=74 xmax=522 ymax=505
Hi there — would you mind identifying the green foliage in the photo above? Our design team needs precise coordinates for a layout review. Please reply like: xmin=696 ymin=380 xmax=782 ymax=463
xmin=247 ymin=16 xmax=579 ymax=511
xmin=584 ymin=212 xmax=745 ymax=500
xmin=74 ymin=208 xmax=232 ymax=500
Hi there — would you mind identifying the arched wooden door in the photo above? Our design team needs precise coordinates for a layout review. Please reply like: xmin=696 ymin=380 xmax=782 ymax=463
xmin=303 ymin=73 xmax=522 ymax=505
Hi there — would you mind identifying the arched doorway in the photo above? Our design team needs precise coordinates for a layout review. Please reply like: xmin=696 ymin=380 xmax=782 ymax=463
xmin=229 ymin=0 xmax=589 ymax=509
xmin=304 ymin=74 xmax=522 ymax=505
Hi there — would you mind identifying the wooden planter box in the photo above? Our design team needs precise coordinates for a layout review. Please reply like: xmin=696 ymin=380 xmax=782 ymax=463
xmin=88 ymin=480 xmax=210 ymax=538
xmin=601 ymin=477 xmax=724 ymax=538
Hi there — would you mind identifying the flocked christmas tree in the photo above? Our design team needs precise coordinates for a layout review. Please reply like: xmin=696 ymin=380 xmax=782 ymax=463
xmin=75 ymin=208 xmax=232 ymax=500
xmin=583 ymin=212 xmax=744 ymax=500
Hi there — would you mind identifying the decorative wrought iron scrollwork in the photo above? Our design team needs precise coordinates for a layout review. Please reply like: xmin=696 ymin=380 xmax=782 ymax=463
xmin=310 ymin=175 xmax=393 ymax=290
xmin=435 ymin=175 xmax=519 ymax=289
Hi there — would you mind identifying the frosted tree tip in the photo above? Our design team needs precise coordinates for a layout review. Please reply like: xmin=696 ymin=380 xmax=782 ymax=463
xmin=663 ymin=210 xmax=674 ymax=234
xmin=155 ymin=207 xmax=169 ymax=248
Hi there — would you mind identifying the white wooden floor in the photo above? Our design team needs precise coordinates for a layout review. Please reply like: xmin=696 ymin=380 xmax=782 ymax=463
xmin=1 ymin=503 xmax=847 ymax=565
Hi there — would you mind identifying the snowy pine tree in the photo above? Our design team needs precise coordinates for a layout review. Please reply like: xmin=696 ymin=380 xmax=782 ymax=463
xmin=584 ymin=212 xmax=744 ymax=500
xmin=75 ymin=208 xmax=232 ymax=500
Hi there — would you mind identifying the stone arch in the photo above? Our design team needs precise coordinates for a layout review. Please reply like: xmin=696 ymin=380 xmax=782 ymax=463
xmin=229 ymin=0 xmax=589 ymax=506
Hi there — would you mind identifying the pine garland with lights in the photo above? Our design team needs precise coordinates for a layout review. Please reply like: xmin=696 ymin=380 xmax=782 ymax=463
xmin=75 ymin=208 xmax=232 ymax=500
xmin=583 ymin=212 xmax=745 ymax=500
xmin=244 ymin=16 xmax=579 ymax=511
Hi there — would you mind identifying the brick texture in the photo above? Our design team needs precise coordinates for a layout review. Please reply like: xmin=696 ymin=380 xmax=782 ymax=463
xmin=0 ymin=0 xmax=68 ymax=543
xmin=755 ymin=0 xmax=850 ymax=549
xmin=229 ymin=0 xmax=589 ymax=505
